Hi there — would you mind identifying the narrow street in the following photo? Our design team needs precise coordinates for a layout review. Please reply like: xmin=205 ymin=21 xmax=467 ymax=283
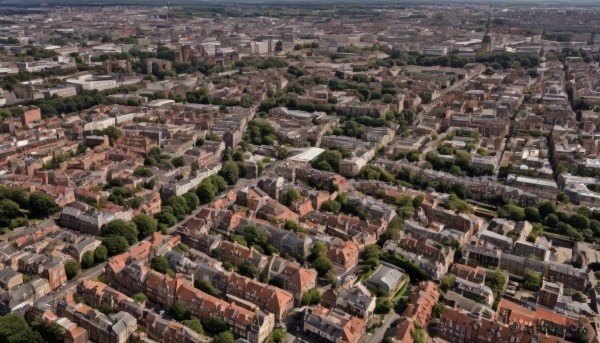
xmin=37 ymin=262 xmax=106 ymax=308
xmin=360 ymin=312 xmax=400 ymax=343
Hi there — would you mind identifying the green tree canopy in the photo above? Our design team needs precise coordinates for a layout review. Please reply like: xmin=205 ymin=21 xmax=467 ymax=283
xmin=132 ymin=293 xmax=148 ymax=303
xmin=301 ymin=288 xmax=321 ymax=306
xmin=238 ymin=261 xmax=259 ymax=278
xmin=182 ymin=317 xmax=204 ymax=335
xmin=31 ymin=319 xmax=64 ymax=343
xmin=311 ymin=255 xmax=333 ymax=276
xmin=0 ymin=315 xmax=44 ymax=343
xmin=197 ymin=180 xmax=218 ymax=204
xmin=203 ymin=315 xmax=229 ymax=335
xmin=81 ymin=251 xmax=95 ymax=269
xmin=211 ymin=331 xmax=235 ymax=343
xmin=281 ymin=188 xmax=301 ymax=206
xmin=523 ymin=268 xmax=542 ymax=291
xmin=171 ymin=300 xmax=191 ymax=321
xmin=151 ymin=256 xmax=170 ymax=274
xmin=375 ymin=297 xmax=393 ymax=314
xmin=102 ymin=235 xmax=130 ymax=256
xmin=132 ymin=213 xmax=158 ymax=240
xmin=64 ymin=260 xmax=80 ymax=280
xmin=219 ymin=161 xmax=240 ymax=185
xmin=100 ymin=219 xmax=138 ymax=245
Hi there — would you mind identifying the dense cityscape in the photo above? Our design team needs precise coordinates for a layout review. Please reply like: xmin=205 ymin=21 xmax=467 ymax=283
xmin=0 ymin=1 xmax=599 ymax=343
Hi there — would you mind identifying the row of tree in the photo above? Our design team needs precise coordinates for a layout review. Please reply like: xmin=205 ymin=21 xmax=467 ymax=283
xmin=0 ymin=186 xmax=60 ymax=231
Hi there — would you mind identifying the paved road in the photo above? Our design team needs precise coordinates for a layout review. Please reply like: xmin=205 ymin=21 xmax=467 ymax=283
xmin=361 ymin=311 xmax=400 ymax=343
xmin=165 ymin=162 xmax=280 ymax=235
xmin=38 ymin=262 xmax=106 ymax=307
xmin=35 ymin=157 xmax=288 ymax=310
xmin=409 ymin=71 xmax=476 ymax=161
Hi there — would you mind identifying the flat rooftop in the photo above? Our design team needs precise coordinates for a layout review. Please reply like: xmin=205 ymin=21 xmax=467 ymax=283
xmin=288 ymin=147 xmax=325 ymax=163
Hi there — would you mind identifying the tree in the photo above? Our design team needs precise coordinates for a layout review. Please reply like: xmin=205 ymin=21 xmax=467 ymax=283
xmin=313 ymin=160 xmax=333 ymax=171
xmin=64 ymin=260 xmax=80 ymax=280
xmin=132 ymin=293 xmax=148 ymax=303
xmin=155 ymin=208 xmax=178 ymax=227
xmin=311 ymin=150 xmax=342 ymax=172
xmin=572 ymin=291 xmax=585 ymax=302
xmin=283 ymin=219 xmax=305 ymax=233
xmin=591 ymin=219 xmax=600 ymax=236
xmin=210 ymin=175 xmax=228 ymax=192
xmin=166 ymin=196 xmax=190 ymax=220
xmin=212 ymin=331 xmax=235 ymax=343
xmin=311 ymin=241 xmax=328 ymax=258
xmin=523 ymin=268 xmax=542 ymax=291
xmin=247 ymin=120 xmax=277 ymax=145
xmin=171 ymin=156 xmax=185 ymax=168
xmin=9 ymin=217 xmax=28 ymax=229
xmin=432 ymin=302 xmax=446 ymax=317
xmin=570 ymin=214 xmax=590 ymax=230
xmin=277 ymin=147 xmax=288 ymax=160
xmin=8 ymin=188 xmax=29 ymax=208
xmin=485 ymin=268 xmax=506 ymax=296
xmin=522 ymin=206 xmax=541 ymax=224
xmin=0 ymin=315 xmax=44 ymax=343
xmin=103 ymin=126 xmax=122 ymax=142
xmin=440 ymin=274 xmax=455 ymax=292
xmin=572 ymin=330 xmax=589 ymax=343
xmin=81 ymin=251 xmax=95 ymax=269
xmin=31 ymin=319 xmax=64 ymax=343
xmin=498 ymin=204 xmax=525 ymax=221
xmin=538 ymin=201 xmax=556 ymax=219
xmin=406 ymin=150 xmax=421 ymax=162
xmin=312 ymin=256 xmax=333 ymax=276
xmin=412 ymin=194 xmax=425 ymax=208
xmin=102 ymin=236 xmax=130 ymax=256
xmin=171 ymin=300 xmax=191 ymax=321
xmin=133 ymin=166 xmax=153 ymax=177
xmin=301 ymin=288 xmax=321 ymax=306
xmin=151 ymin=256 xmax=170 ymax=274
xmin=183 ymin=192 xmax=200 ymax=211
xmin=203 ymin=315 xmax=229 ymax=334
xmin=239 ymin=261 xmax=259 ymax=278
xmin=191 ymin=160 xmax=200 ymax=174
xmin=362 ymin=244 xmax=383 ymax=261
xmin=546 ymin=213 xmax=559 ymax=227
xmin=182 ymin=317 xmax=204 ymax=335
xmin=144 ymin=178 xmax=156 ymax=189
xmin=281 ymin=188 xmax=301 ymax=206
xmin=395 ymin=195 xmax=413 ymax=207
xmin=28 ymin=191 xmax=60 ymax=218
xmin=219 ymin=161 xmax=240 ymax=185
xmin=93 ymin=245 xmax=108 ymax=263
xmin=375 ymin=297 xmax=393 ymax=314
xmin=100 ymin=219 xmax=138 ymax=245
xmin=197 ymin=179 xmax=218 ymax=203
xmin=450 ymin=183 xmax=469 ymax=200
xmin=412 ymin=327 xmax=426 ymax=343
xmin=132 ymin=214 xmax=158 ymax=240
xmin=195 ymin=279 xmax=220 ymax=296
xmin=576 ymin=206 xmax=591 ymax=219
xmin=267 ymin=329 xmax=287 ymax=343
xmin=320 ymin=200 xmax=341 ymax=214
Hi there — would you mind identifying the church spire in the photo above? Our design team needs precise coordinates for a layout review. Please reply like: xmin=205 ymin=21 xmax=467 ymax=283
xmin=481 ymin=11 xmax=493 ymax=53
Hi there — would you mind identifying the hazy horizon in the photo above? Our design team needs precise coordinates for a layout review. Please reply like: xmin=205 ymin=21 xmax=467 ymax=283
xmin=3 ymin=0 xmax=600 ymax=6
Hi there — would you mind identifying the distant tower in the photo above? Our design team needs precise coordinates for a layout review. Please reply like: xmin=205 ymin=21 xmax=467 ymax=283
xmin=540 ymin=41 xmax=547 ymax=60
xmin=166 ymin=0 xmax=170 ymax=23
xmin=481 ymin=12 xmax=493 ymax=53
